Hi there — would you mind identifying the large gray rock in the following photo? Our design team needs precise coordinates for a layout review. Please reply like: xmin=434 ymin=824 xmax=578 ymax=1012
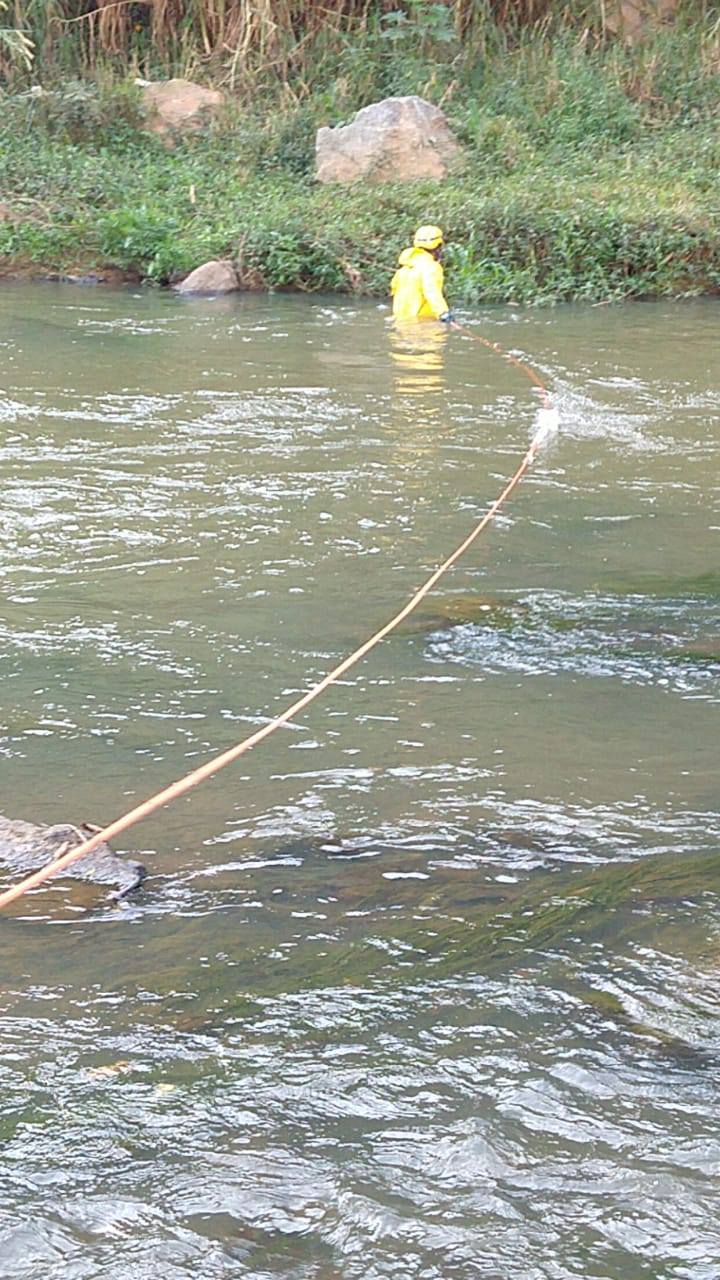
xmin=0 ymin=816 xmax=146 ymax=900
xmin=175 ymin=259 xmax=240 ymax=295
xmin=316 ymin=95 xmax=461 ymax=185
xmin=141 ymin=78 xmax=223 ymax=138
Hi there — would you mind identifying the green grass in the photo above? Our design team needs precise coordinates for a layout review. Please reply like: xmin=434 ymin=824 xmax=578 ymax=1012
xmin=1 ymin=22 xmax=719 ymax=304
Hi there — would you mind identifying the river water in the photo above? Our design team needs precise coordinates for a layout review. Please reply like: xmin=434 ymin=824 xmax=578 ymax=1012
xmin=0 ymin=284 xmax=718 ymax=1279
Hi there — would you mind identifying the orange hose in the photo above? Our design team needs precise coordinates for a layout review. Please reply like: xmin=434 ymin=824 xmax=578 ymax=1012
xmin=0 ymin=323 xmax=555 ymax=912
xmin=453 ymin=322 xmax=553 ymax=408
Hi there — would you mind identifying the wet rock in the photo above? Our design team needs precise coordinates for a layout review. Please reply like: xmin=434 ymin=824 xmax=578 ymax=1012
xmin=140 ymin=78 xmax=223 ymax=140
xmin=59 ymin=273 xmax=106 ymax=286
xmin=174 ymin=259 xmax=240 ymax=295
xmin=315 ymin=95 xmax=462 ymax=185
xmin=0 ymin=816 xmax=146 ymax=900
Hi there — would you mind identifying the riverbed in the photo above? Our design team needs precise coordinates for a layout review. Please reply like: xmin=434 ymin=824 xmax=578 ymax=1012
xmin=0 ymin=284 xmax=718 ymax=1279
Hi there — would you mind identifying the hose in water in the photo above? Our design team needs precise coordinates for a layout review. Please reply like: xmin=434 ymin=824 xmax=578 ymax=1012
xmin=0 ymin=323 xmax=557 ymax=912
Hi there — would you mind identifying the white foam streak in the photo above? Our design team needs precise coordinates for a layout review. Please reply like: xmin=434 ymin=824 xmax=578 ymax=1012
xmin=531 ymin=406 xmax=560 ymax=450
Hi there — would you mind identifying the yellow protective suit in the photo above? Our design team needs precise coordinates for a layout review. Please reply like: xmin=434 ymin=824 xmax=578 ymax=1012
xmin=391 ymin=246 xmax=449 ymax=321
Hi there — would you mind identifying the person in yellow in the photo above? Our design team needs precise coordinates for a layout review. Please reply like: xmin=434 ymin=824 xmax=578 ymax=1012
xmin=391 ymin=225 xmax=455 ymax=323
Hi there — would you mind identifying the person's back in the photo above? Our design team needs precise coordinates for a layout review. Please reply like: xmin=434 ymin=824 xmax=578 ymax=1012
xmin=391 ymin=225 xmax=453 ymax=323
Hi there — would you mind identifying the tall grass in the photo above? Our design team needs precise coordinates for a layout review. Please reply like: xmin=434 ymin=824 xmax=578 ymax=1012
xmin=3 ymin=1 xmax=379 ymax=87
xmin=2 ymin=1 xmax=718 ymax=93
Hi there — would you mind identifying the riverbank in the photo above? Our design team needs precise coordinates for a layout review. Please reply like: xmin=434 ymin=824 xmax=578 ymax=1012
xmin=2 ymin=23 xmax=719 ymax=304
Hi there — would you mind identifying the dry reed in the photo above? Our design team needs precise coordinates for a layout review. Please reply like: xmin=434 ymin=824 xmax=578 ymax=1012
xmin=2 ymin=1 xmax=715 ymax=86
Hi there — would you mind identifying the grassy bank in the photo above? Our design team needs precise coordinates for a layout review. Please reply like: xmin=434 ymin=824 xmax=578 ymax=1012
xmin=1 ymin=16 xmax=720 ymax=303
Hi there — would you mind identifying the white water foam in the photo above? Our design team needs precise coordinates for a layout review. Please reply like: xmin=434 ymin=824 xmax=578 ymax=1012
xmin=531 ymin=406 xmax=560 ymax=449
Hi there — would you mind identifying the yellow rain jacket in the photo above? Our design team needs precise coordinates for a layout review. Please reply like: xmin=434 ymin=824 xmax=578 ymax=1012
xmin=391 ymin=246 xmax=449 ymax=321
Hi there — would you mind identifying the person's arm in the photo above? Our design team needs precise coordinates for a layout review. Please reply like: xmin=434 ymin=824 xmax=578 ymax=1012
xmin=419 ymin=256 xmax=451 ymax=320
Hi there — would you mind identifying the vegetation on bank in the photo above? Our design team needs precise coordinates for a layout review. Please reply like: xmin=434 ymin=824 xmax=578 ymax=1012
xmin=1 ymin=5 xmax=720 ymax=303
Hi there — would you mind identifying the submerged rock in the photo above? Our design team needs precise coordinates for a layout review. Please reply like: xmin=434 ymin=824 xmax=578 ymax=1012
xmin=145 ymin=844 xmax=718 ymax=1054
xmin=316 ymin=95 xmax=462 ymax=184
xmin=407 ymin=593 xmax=529 ymax=635
xmin=0 ymin=816 xmax=146 ymax=901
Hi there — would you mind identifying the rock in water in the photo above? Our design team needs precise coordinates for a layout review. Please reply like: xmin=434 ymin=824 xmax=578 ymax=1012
xmin=140 ymin=78 xmax=223 ymax=140
xmin=0 ymin=817 xmax=146 ymax=901
xmin=175 ymin=259 xmax=240 ymax=295
xmin=315 ymin=95 xmax=462 ymax=185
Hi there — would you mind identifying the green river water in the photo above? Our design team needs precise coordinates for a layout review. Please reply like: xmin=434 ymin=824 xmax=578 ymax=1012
xmin=0 ymin=284 xmax=718 ymax=1279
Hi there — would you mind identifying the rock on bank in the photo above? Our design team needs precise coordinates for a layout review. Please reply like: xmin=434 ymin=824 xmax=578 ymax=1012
xmin=174 ymin=259 xmax=240 ymax=295
xmin=316 ymin=95 xmax=462 ymax=184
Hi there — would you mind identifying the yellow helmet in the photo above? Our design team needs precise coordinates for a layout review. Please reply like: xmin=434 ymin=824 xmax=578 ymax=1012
xmin=413 ymin=224 xmax=443 ymax=251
